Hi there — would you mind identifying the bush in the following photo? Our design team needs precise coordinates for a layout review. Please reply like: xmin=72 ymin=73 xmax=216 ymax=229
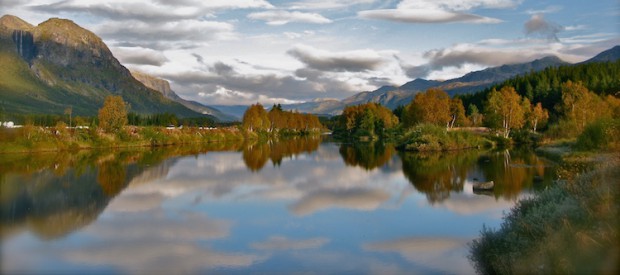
xmin=574 ymin=119 xmax=620 ymax=151
xmin=469 ymin=160 xmax=620 ymax=274
xmin=398 ymin=124 xmax=489 ymax=151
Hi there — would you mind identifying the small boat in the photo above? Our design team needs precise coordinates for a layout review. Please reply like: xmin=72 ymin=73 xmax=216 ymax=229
xmin=472 ymin=181 xmax=494 ymax=191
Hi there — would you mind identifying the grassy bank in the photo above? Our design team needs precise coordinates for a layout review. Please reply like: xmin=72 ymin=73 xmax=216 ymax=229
xmin=469 ymin=141 xmax=619 ymax=274
xmin=0 ymin=125 xmax=246 ymax=153
xmin=396 ymin=124 xmax=493 ymax=152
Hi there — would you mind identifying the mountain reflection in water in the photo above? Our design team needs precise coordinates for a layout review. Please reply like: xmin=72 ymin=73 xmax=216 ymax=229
xmin=1 ymin=138 xmax=556 ymax=274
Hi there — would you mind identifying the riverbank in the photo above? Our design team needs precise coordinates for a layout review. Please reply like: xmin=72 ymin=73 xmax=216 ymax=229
xmin=396 ymin=124 xmax=494 ymax=152
xmin=468 ymin=144 xmax=619 ymax=274
xmin=0 ymin=125 xmax=247 ymax=153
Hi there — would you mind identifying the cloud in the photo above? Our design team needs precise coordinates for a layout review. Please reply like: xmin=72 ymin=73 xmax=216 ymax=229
xmin=358 ymin=0 xmax=521 ymax=24
xmin=287 ymin=44 xmax=386 ymax=72
xmin=251 ymin=236 xmax=330 ymax=250
xmin=248 ymin=10 xmax=332 ymax=25
xmin=401 ymin=44 xmax=555 ymax=78
xmin=359 ymin=9 xmax=501 ymax=24
xmin=364 ymin=237 xmax=473 ymax=274
xmin=524 ymin=14 xmax=564 ymax=41
xmin=160 ymin=58 xmax=361 ymax=105
xmin=288 ymin=0 xmax=377 ymax=10
xmin=30 ymin=0 xmax=274 ymax=22
xmin=95 ymin=19 xmax=235 ymax=49
xmin=289 ymin=187 xmax=390 ymax=216
xmin=111 ymin=46 xmax=169 ymax=66
xmin=525 ymin=5 xmax=563 ymax=15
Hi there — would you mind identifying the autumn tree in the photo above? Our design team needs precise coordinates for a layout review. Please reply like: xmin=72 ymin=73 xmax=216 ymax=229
xmin=484 ymin=86 xmax=526 ymax=138
xmin=449 ymin=98 xmax=468 ymax=128
xmin=336 ymin=103 xmax=398 ymax=138
xmin=467 ymin=104 xmax=483 ymax=127
xmin=529 ymin=102 xmax=549 ymax=132
xmin=404 ymin=88 xmax=451 ymax=128
xmin=242 ymin=103 xmax=269 ymax=132
xmin=557 ymin=81 xmax=610 ymax=132
xmin=98 ymin=95 xmax=128 ymax=133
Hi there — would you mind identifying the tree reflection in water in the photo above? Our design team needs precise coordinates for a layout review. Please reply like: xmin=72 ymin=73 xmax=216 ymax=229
xmin=399 ymin=151 xmax=478 ymax=204
xmin=0 ymin=143 xmax=246 ymax=240
xmin=339 ymin=142 xmax=396 ymax=170
xmin=242 ymin=137 xmax=322 ymax=171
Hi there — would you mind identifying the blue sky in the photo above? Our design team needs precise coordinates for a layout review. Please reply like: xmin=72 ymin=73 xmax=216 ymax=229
xmin=3 ymin=0 xmax=619 ymax=105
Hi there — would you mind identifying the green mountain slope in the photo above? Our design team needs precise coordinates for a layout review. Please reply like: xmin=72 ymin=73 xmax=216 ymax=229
xmin=0 ymin=15 xmax=206 ymax=118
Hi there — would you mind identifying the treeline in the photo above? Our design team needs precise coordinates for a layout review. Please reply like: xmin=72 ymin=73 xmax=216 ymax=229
xmin=459 ymin=60 xmax=620 ymax=121
xmin=334 ymin=103 xmax=399 ymax=139
xmin=242 ymin=103 xmax=323 ymax=134
xmin=2 ymin=109 xmax=219 ymax=128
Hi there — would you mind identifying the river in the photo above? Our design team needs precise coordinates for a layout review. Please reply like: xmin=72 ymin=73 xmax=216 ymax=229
xmin=1 ymin=137 xmax=556 ymax=274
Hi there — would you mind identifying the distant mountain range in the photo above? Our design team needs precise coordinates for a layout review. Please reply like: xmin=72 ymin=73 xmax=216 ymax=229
xmin=284 ymin=47 xmax=619 ymax=115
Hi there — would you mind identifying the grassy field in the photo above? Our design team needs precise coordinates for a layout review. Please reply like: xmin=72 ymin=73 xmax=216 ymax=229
xmin=0 ymin=125 xmax=246 ymax=153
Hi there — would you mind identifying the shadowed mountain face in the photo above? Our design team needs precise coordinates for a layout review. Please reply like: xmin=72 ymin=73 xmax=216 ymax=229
xmin=0 ymin=15 xmax=206 ymax=118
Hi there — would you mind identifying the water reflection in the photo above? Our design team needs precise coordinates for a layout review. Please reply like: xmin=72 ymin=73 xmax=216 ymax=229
xmin=339 ymin=142 xmax=396 ymax=170
xmin=0 ymin=143 xmax=245 ymax=240
xmin=242 ymin=137 xmax=322 ymax=171
xmin=1 ymin=139 xmax=557 ymax=274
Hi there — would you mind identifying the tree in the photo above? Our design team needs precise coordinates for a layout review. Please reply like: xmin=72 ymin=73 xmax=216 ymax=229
xmin=449 ymin=98 xmax=468 ymax=128
xmin=467 ymin=104 xmax=483 ymax=127
xmin=404 ymin=88 xmax=451 ymax=127
xmin=530 ymin=102 xmax=549 ymax=132
xmin=558 ymin=81 xmax=609 ymax=132
xmin=336 ymin=103 xmax=398 ymax=138
xmin=242 ymin=103 xmax=269 ymax=132
xmin=484 ymin=86 xmax=526 ymax=138
xmin=98 ymin=95 xmax=128 ymax=133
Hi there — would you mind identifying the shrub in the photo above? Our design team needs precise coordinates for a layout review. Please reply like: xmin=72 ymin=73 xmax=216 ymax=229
xmin=574 ymin=118 xmax=620 ymax=151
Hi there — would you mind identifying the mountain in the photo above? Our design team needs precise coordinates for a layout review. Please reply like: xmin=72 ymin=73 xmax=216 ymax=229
xmin=209 ymin=105 xmax=250 ymax=120
xmin=0 ymin=15 xmax=207 ymax=118
xmin=283 ymin=55 xmax=570 ymax=115
xmin=130 ymin=71 xmax=237 ymax=122
xmin=581 ymin=45 xmax=620 ymax=63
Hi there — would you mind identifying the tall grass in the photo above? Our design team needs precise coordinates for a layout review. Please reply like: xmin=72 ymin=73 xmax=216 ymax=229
xmin=397 ymin=124 xmax=492 ymax=151
xmin=469 ymin=159 xmax=619 ymax=274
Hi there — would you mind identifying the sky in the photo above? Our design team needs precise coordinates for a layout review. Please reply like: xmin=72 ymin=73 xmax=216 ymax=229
xmin=3 ymin=0 xmax=619 ymax=105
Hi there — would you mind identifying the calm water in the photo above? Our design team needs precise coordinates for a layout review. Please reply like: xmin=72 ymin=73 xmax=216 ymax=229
xmin=1 ymin=138 xmax=556 ymax=274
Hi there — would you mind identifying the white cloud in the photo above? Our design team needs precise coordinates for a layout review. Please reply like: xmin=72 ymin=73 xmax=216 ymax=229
xmin=251 ymin=236 xmax=330 ymax=250
xmin=288 ymin=0 xmax=377 ymax=10
xmin=96 ymin=19 xmax=235 ymax=49
xmin=359 ymin=8 xmax=501 ymax=24
xmin=248 ymin=10 xmax=332 ymax=25
xmin=358 ymin=0 xmax=521 ymax=24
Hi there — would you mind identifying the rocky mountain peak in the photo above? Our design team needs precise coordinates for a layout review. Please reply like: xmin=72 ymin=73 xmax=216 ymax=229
xmin=131 ymin=71 xmax=176 ymax=99
xmin=0 ymin=14 xmax=34 ymax=34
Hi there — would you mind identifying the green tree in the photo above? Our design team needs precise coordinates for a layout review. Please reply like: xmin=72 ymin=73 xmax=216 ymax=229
xmin=98 ymin=95 xmax=128 ymax=133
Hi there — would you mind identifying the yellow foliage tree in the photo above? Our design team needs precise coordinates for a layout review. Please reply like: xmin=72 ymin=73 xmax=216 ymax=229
xmin=98 ymin=95 xmax=128 ymax=133
xmin=559 ymin=81 xmax=610 ymax=132
xmin=484 ymin=86 xmax=526 ymax=138
xmin=404 ymin=88 xmax=451 ymax=127
xmin=530 ymin=102 xmax=549 ymax=132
